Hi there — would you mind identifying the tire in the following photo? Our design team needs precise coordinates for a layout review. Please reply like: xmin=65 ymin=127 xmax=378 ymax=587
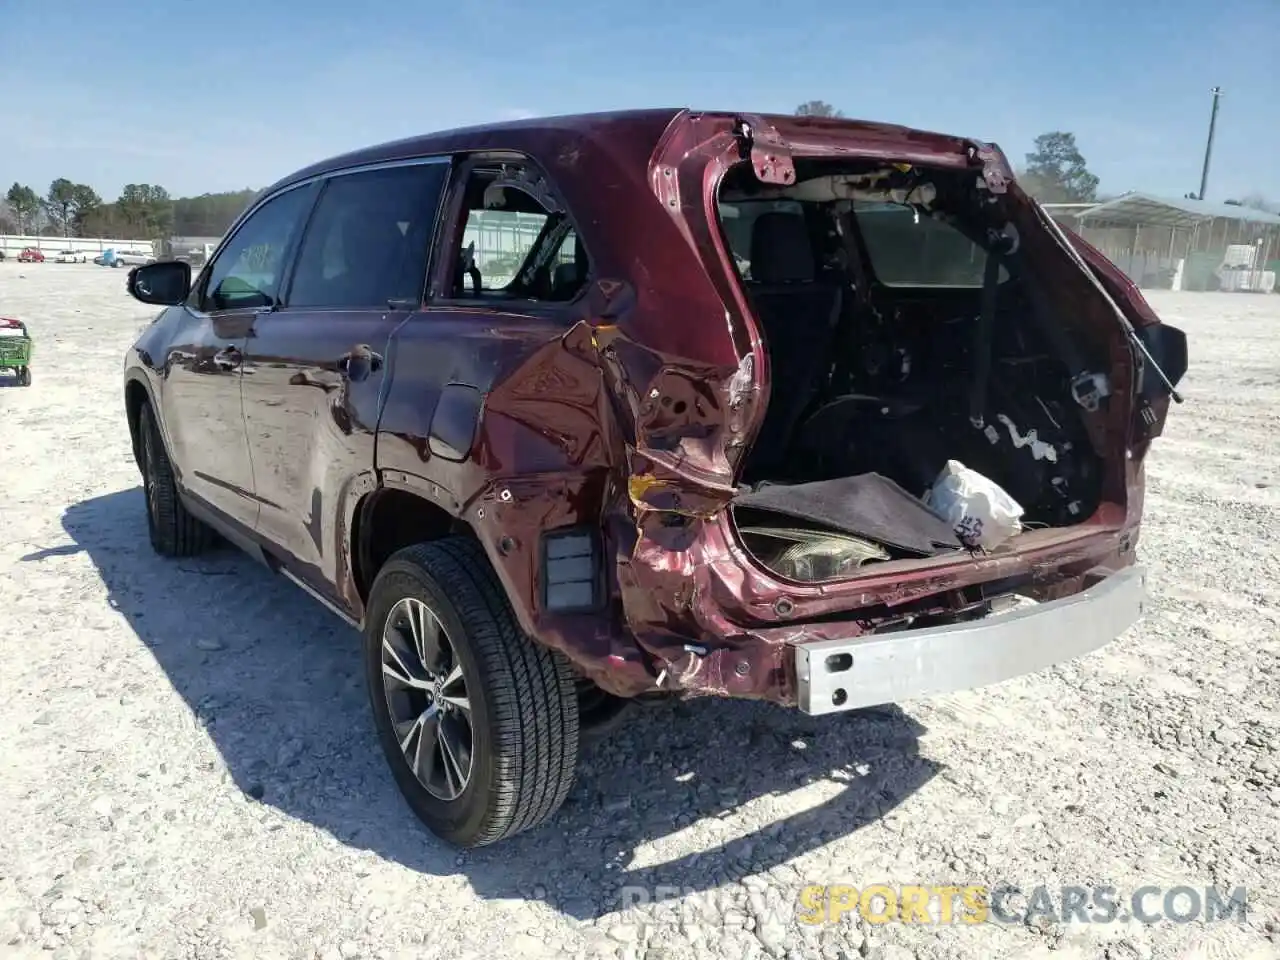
xmin=17 ymin=366 xmax=31 ymax=387
xmin=137 ymin=402 xmax=214 ymax=557
xmin=364 ymin=538 xmax=580 ymax=847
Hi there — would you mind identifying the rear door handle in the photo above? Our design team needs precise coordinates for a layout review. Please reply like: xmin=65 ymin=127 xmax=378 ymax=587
xmin=212 ymin=346 xmax=242 ymax=371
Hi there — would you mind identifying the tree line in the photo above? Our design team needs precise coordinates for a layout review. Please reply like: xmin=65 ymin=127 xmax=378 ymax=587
xmin=1 ymin=180 xmax=259 ymax=241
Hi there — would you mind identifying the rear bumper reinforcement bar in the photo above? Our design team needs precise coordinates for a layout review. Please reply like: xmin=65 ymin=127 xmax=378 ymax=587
xmin=794 ymin=566 xmax=1147 ymax=715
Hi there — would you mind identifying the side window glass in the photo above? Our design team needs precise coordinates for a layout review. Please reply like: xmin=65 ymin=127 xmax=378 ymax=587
xmin=450 ymin=164 xmax=590 ymax=303
xmin=202 ymin=187 xmax=311 ymax=311
xmin=288 ymin=163 xmax=448 ymax=309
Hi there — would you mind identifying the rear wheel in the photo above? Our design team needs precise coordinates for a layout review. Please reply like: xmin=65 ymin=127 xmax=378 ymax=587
xmin=16 ymin=366 xmax=30 ymax=387
xmin=575 ymin=675 xmax=633 ymax=740
xmin=137 ymin=402 xmax=214 ymax=557
xmin=364 ymin=538 xmax=580 ymax=847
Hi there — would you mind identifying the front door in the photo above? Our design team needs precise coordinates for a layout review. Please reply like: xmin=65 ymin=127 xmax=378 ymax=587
xmin=240 ymin=159 xmax=450 ymax=604
xmin=161 ymin=183 xmax=316 ymax=531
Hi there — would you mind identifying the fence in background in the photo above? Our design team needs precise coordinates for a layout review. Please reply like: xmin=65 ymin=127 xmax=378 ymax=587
xmin=1043 ymin=199 xmax=1280 ymax=292
xmin=0 ymin=235 xmax=156 ymax=257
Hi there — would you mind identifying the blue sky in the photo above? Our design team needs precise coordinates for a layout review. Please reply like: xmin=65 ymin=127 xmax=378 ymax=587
xmin=2 ymin=0 xmax=1276 ymax=204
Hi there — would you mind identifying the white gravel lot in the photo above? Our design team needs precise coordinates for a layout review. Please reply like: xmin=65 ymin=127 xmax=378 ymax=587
xmin=0 ymin=264 xmax=1278 ymax=960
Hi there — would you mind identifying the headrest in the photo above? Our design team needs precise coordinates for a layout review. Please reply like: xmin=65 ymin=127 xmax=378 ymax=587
xmin=749 ymin=212 xmax=815 ymax=284
xmin=552 ymin=261 xmax=579 ymax=288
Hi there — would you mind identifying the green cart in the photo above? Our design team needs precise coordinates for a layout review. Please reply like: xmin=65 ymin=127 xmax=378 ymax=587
xmin=0 ymin=317 xmax=33 ymax=386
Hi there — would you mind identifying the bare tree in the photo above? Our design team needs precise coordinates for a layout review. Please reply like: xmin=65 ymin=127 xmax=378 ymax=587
xmin=794 ymin=100 xmax=844 ymax=118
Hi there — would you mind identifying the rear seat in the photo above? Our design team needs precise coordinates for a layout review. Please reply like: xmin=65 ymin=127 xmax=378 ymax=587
xmin=741 ymin=211 xmax=844 ymax=480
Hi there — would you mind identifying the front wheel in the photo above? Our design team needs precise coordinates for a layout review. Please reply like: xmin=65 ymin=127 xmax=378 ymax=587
xmin=364 ymin=538 xmax=580 ymax=847
xmin=137 ymin=402 xmax=215 ymax=556
xmin=16 ymin=366 xmax=30 ymax=387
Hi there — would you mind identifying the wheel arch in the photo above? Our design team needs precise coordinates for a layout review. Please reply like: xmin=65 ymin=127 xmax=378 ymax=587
xmin=350 ymin=482 xmax=478 ymax=610
xmin=124 ymin=372 xmax=158 ymax=471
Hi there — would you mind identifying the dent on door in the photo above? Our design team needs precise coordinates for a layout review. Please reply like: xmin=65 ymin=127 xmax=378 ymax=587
xmin=241 ymin=311 xmax=401 ymax=602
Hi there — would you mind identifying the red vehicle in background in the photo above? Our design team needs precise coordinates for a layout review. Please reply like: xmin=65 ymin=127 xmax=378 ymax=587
xmin=17 ymin=248 xmax=45 ymax=263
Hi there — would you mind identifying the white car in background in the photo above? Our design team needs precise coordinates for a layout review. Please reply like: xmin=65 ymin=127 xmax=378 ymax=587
xmin=54 ymin=249 xmax=89 ymax=263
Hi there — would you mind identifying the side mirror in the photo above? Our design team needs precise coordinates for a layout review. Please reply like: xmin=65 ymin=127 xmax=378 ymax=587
xmin=128 ymin=260 xmax=191 ymax=306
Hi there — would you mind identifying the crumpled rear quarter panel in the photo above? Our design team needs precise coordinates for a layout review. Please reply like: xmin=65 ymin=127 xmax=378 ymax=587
xmin=375 ymin=110 xmax=1143 ymax=707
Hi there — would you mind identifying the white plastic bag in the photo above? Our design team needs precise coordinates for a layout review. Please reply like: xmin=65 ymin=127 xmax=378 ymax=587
xmin=925 ymin=459 xmax=1024 ymax=550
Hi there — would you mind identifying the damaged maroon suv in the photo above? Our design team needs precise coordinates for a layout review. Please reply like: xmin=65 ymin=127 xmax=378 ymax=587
xmin=122 ymin=109 xmax=1188 ymax=847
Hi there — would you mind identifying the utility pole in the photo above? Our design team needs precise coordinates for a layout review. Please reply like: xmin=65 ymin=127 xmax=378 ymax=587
xmin=1197 ymin=86 xmax=1223 ymax=201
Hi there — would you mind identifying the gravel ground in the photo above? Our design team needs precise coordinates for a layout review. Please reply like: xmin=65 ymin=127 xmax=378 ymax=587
xmin=1 ymin=264 xmax=1278 ymax=960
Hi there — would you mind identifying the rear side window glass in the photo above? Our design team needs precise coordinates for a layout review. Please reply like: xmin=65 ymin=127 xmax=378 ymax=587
xmin=202 ymin=186 xmax=312 ymax=311
xmin=854 ymin=202 xmax=1008 ymax=287
xmin=288 ymin=163 xmax=448 ymax=309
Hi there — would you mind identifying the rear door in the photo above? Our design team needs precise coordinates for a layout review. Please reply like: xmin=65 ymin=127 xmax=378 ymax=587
xmin=239 ymin=159 xmax=450 ymax=603
xmin=160 ymin=184 xmax=316 ymax=532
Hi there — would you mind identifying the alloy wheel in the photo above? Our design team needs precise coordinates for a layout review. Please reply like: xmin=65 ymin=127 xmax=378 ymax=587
xmin=380 ymin=597 xmax=474 ymax=801
xmin=140 ymin=424 xmax=159 ymax=522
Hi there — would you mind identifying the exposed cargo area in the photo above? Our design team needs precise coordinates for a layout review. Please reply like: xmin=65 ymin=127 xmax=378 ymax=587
xmin=717 ymin=158 xmax=1127 ymax=581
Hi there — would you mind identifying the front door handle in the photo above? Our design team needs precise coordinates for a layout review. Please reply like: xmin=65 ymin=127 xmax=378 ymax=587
xmin=336 ymin=345 xmax=384 ymax=382
xmin=212 ymin=346 xmax=242 ymax=371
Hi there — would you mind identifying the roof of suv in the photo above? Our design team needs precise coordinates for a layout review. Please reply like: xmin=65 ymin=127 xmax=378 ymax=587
xmin=263 ymin=108 xmax=983 ymax=198
xmin=266 ymin=109 xmax=685 ymax=195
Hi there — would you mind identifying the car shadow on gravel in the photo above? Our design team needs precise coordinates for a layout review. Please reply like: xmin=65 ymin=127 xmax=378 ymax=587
xmin=52 ymin=488 xmax=941 ymax=922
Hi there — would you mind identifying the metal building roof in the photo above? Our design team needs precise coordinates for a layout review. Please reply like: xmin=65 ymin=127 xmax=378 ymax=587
xmin=1073 ymin=192 xmax=1280 ymax=227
